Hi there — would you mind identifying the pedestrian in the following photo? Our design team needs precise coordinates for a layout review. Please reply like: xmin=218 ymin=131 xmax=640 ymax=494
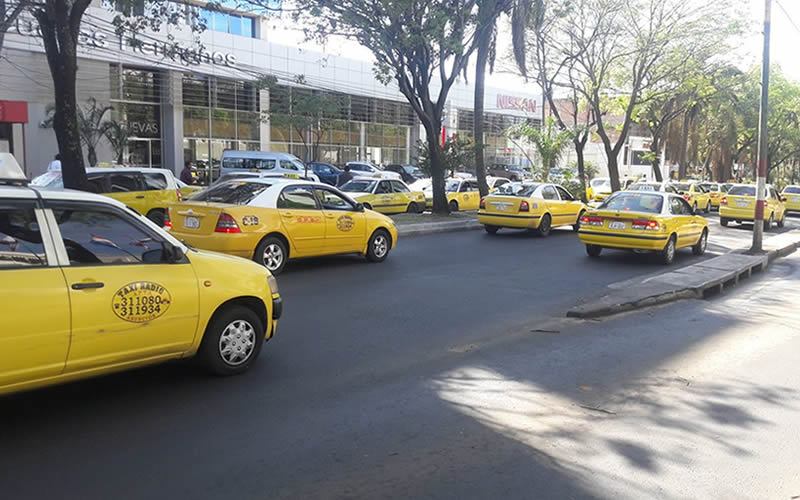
xmin=180 ymin=160 xmax=194 ymax=185
xmin=47 ymin=154 xmax=61 ymax=171
xmin=337 ymin=165 xmax=353 ymax=186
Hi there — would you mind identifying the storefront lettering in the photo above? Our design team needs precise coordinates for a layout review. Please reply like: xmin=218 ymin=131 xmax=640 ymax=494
xmin=496 ymin=94 xmax=537 ymax=114
xmin=130 ymin=121 xmax=159 ymax=135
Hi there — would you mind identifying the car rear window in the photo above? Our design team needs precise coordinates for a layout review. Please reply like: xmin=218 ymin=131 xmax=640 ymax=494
xmin=673 ymin=183 xmax=691 ymax=192
xmin=341 ymin=180 xmax=377 ymax=193
xmin=600 ymin=192 xmax=664 ymax=214
xmin=628 ymin=183 xmax=657 ymax=191
xmin=728 ymin=186 xmax=756 ymax=196
xmin=784 ymin=186 xmax=800 ymax=194
xmin=700 ymin=183 xmax=719 ymax=191
xmin=191 ymin=181 xmax=270 ymax=205
xmin=143 ymin=173 xmax=168 ymax=190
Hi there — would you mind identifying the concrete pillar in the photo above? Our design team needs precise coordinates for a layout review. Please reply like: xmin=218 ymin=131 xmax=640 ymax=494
xmin=161 ymin=70 xmax=183 ymax=174
xmin=12 ymin=123 xmax=25 ymax=172
xmin=259 ymin=87 xmax=270 ymax=151
xmin=359 ymin=122 xmax=366 ymax=160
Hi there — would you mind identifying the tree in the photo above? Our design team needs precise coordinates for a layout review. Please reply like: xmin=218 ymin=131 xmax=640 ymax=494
xmin=0 ymin=0 xmax=30 ymax=54
xmin=290 ymin=0 xmax=482 ymax=213
xmin=506 ymin=117 xmax=572 ymax=182
xmin=416 ymin=136 xmax=475 ymax=178
xmin=104 ymin=119 xmax=133 ymax=164
xmin=43 ymin=98 xmax=113 ymax=167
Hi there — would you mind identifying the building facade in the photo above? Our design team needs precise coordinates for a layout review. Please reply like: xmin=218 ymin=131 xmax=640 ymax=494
xmin=0 ymin=1 xmax=543 ymax=181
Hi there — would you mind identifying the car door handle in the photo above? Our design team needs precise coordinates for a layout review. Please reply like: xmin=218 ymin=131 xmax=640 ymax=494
xmin=72 ymin=282 xmax=105 ymax=290
xmin=136 ymin=195 xmax=145 ymax=199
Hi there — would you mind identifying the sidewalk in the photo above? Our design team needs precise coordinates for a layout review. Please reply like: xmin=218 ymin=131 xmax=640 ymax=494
xmin=393 ymin=211 xmax=481 ymax=237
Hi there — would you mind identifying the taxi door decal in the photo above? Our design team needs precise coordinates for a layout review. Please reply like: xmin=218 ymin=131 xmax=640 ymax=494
xmin=337 ymin=215 xmax=354 ymax=232
xmin=112 ymin=281 xmax=172 ymax=323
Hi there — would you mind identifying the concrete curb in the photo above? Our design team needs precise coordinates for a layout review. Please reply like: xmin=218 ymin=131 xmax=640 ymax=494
xmin=397 ymin=219 xmax=482 ymax=237
xmin=567 ymin=230 xmax=800 ymax=319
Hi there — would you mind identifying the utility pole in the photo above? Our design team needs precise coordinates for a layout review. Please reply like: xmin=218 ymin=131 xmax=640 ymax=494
xmin=751 ymin=0 xmax=771 ymax=253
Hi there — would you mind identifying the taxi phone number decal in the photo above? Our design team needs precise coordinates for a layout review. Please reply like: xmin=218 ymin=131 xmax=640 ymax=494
xmin=337 ymin=215 xmax=354 ymax=232
xmin=112 ymin=281 xmax=172 ymax=323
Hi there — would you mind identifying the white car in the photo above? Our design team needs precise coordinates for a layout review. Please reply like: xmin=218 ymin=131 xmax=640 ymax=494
xmin=345 ymin=161 xmax=402 ymax=181
xmin=220 ymin=150 xmax=320 ymax=183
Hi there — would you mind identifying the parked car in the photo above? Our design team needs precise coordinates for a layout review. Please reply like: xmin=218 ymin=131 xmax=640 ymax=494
xmin=308 ymin=162 xmax=342 ymax=186
xmin=346 ymin=161 xmax=402 ymax=181
xmin=385 ymin=164 xmax=425 ymax=184
xmin=220 ymin=150 xmax=320 ymax=182
xmin=489 ymin=164 xmax=532 ymax=181
xmin=341 ymin=178 xmax=426 ymax=214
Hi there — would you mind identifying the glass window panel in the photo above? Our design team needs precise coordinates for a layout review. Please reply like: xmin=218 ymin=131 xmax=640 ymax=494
xmin=237 ymin=111 xmax=260 ymax=141
xmin=121 ymin=68 xmax=159 ymax=103
xmin=211 ymin=109 xmax=236 ymax=139
xmin=270 ymin=142 xmax=290 ymax=153
xmin=184 ymin=107 xmax=209 ymax=137
xmin=182 ymin=74 xmax=209 ymax=107
xmin=270 ymin=124 xmax=290 ymax=142
xmin=0 ymin=207 xmax=46 ymax=268
xmin=215 ymin=79 xmax=237 ymax=110
xmin=199 ymin=9 xmax=213 ymax=30
xmin=213 ymin=11 xmax=227 ymax=33
xmin=229 ymin=15 xmax=242 ymax=35
xmin=242 ymin=17 xmax=253 ymax=38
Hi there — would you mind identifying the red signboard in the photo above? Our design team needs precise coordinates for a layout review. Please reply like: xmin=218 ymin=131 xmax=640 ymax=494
xmin=496 ymin=95 xmax=537 ymax=114
xmin=0 ymin=100 xmax=28 ymax=123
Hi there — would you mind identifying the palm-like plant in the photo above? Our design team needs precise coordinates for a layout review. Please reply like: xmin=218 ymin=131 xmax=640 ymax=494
xmin=103 ymin=120 xmax=132 ymax=164
xmin=506 ymin=117 xmax=572 ymax=181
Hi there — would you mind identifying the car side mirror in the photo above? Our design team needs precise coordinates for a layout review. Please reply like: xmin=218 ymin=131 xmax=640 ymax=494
xmin=356 ymin=202 xmax=365 ymax=212
xmin=780 ymin=196 xmax=787 ymax=202
xmin=163 ymin=242 xmax=185 ymax=263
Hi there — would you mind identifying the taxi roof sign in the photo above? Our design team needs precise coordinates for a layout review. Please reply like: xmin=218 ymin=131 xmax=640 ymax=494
xmin=0 ymin=153 xmax=28 ymax=184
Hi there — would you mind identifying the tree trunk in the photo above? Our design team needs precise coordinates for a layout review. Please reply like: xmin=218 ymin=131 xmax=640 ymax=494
xmin=424 ymin=124 xmax=448 ymax=214
xmin=34 ymin=3 xmax=89 ymax=190
xmin=575 ymin=135 xmax=588 ymax=203
xmin=678 ymin=112 xmax=691 ymax=180
xmin=473 ymin=31 xmax=491 ymax=197
xmin=650 ymin=136 xmax=663 ymax=182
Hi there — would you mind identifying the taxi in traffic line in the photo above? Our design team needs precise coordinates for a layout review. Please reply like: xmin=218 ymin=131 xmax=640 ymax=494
xmin=699 ymin=182 xmax=728 ymax=209
xmin=167 ymin=178 xmax=398 ymax=274
xmin=781 ymin=185 xmax=800 ymax=213
xmin=0 ymin=153 xmax=281 ymax=396
xmin=32 ymin=167 xmax=184 ymax=226
xmin=425 ymin=178 xmax=481 ymax=211
xmin=671 ymin=182 xmax=712 ymax=214
xmin=720 ymin=184 xmax=786 ymax=229
xmin=478 ymin=182 xmax=587 ymax=236
xmin=578 ymin=191 xmax=708 ymax=265
xmin=340 ymin=178 xmax=426 ymax=214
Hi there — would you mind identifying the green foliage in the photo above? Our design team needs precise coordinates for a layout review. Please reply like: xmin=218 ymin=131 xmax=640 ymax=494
xmin=506 ymin=117 xmax=572 ymax=181
xmin=416 ymin=136 xmax=475 ymax=177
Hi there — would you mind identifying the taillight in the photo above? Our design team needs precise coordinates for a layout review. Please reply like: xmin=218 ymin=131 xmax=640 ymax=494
xmin=632 ymin=219 xmax=660 ymax=231
xmin=582 ymin=215 xmax=603 ymax=226
xmin=683 ymin=195 xmax=691 ymax=201
xmin=720 ymin=197 xmax=727 ymax=206
xmin=479 ymin=198 xmax=486 ymax=209
xmin=176 ymin=188 xmax=183 ymax=201
xmin=519 ymin=200 xmax=530 ymax=212
xmin=164 ymin=209 xmax=172 ymax=229
xmin=215 ymin=213 xmax=241 ymax=233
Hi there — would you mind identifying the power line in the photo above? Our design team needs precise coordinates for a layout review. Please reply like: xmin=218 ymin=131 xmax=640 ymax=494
xmin=775 ymin=0 xmax=800 ymax=37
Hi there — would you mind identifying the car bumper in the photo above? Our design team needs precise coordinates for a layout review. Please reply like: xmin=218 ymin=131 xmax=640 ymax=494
xmin=171 ymin=232 xmax=255 ymax=258
xmin=784 ymin=200 xmax=800 ymax=211
xmin=578 ymin=229 xmax=669 ymax=250
xmin=478 ymin=212 xmax=541 ymax=229
xmin=719 ymin=207 xmax=755 ymax=221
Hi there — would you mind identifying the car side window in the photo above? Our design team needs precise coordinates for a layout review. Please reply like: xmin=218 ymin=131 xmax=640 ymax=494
xmin=51 ymin=206 xmax=166 ymax=266
xmin=108 ymin=173 xmax=142 ymax=193
xmin=259 ymin=159 xmax=276 ymax=170
xmin=315 ymin=189 xmax=355 ymax=211
xmin=376 ymin=181 xmax=392 ymax=194
xmin=542 ymin=185 xmax=558 ymax=200
xmin=280 ymin=160 xmax=299 ymax=171
xmin=496 ymin=179 xmax=509 ymax=187
xmin=0 ymin=204 xmax=47 ymax=269
xmin=665 ymin=185 xmax=676 ymax=193
xmin=142 ymin=173 xmax=168 ymax=191
xmin=459 ymin=182 xmax=472 ymax=193
xmin=677 ymin=197 xmax=693 ymax=215
xmin=277 ymin=186 xmax=318 ymax=210
xmin=391 ymin=181 xmax=410 ymax=193
xmin=669 ymin=197 xmax=683 ymax=215
xmin=555 ymin=186 xmax=574 ymax=201
xmin=86 ymin=174 xmax=108 ymax=193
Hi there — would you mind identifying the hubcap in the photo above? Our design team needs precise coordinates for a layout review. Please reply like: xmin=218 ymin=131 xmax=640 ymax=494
xmin=542 ymin=217 xmax=550 ymax=232
xmin=373 ymin=235 xmax=388 ymax=258
xmin=262 ymin=243 xmax=283 ymax=270
xmin=218 ymin=320 xmax=256 ymax=366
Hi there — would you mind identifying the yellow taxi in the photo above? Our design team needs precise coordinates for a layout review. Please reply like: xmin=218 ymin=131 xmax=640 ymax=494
xmin=587 ymin=177 xmax=612 ymax=202
xmin=478 ymin=182 xmax=587 ymax=236
xmin=340 ymin=178 xmax=426 ymax=214
xmin=578 ymin=190 xmax=708 ymax=264
xmin=781 ymin=185 xmax=800 ymax=213
xmin=720 ymin=184 xmax=786 ymax=229
xmin=167 ymin=178 xmax=398 ymax=274
xmin=32 ymin=167 xmax=184 ymax=226
xmin=425 ymin=178 xmax=481 ymax=211
xmin=670 ymin=182 xmax=712 ymax=214
xmin=0 ymin=154 xmax=281 ymax=396
xmin=486 ymin=176 xmax=512 ymax=192
xmin=699 ymin=182 xmax=727 ymax=209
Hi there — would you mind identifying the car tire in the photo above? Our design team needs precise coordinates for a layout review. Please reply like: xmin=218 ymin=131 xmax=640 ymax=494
xmin=764 ymin=213 xmax=773 ymax=232
xmin=449 ymin=200 xmax=459 ymax=212
xmin=777 ymin=212 xmax=785 ymax=228
xmin=538 ymin=213 xmax=552 ymax=237
xmin=705 ymin=201 xmax=711 ymax=214
xmin=692 ymin=228 xmax=708 ymax=256
xmin=407 ymin=202 xmax=419 ymax=213
xmin=692 ymin=202 xmax=698 ymax=214
xmin=198 ymin=305 xmax=264 ymax=376
xmin=574 ymin=210 xmax=585 ymax=232
xmin=661 ymin=235 xmax=677 ymax=265
xmin=720 ymin=217 xmax=729 ymax=227
xmin=484 ymin=225 xmax=499 ymax=235
xmin=254 ymin=236 xmax=288 ymax=275
xmin=586 ymin=244 xmax=602 ymax=257
xmin=146 ymin=208 xmax=166 ymax=227
xmin=366 ymin=229 xmax=391 ymax=263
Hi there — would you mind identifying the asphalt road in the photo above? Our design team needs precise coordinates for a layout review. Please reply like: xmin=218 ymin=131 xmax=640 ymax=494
xmin=1 ymin=213 xmax=798 ymax=499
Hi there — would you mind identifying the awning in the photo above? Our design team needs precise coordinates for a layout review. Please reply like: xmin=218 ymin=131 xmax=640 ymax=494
xmin=0 ymin=100 xmax=28 ymax=123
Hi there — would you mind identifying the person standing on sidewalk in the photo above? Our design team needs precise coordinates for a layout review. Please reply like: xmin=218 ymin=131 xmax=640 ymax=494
xmin=337 ymin=165 xmax=353 ymax=187
xmin=180 ymin=160 xmax=194 ymax=185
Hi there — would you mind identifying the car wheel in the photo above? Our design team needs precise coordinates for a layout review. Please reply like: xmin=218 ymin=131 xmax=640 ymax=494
xmin=407 ymin=202 xmax=420 ymax=213
xmin=705 ymin=201 xmax=711 ymax=214
xmin=449 ymin=200 xmax=459 ymax=212
xmin=720 ymin=217 xmax=729 ymax=227
xmin=692 ymin=228 xmax=708 ymax=256
xmin=586 ymin=244 xmax=602 ymax=257
xmin=484 ymin=225 xmax=499 ymax=235
xmin=255 ymin=236 xmax=288 ymax=275
xmin=777 ymin=212 xmax=786 ymax=228
xmin=198 ymin=305 xmax=264 ymax=376
xmin=538 ymin=213 xmax=552 ymax=237
xmin=692 ymin=202 xmax=698 ymax=214
xmin=146 ymin=208 xmax=166 ymax=227
xmin=764 ymin=213 xmax=773 ymax=231
xmin=366 ymin=229 xmax=391 ymax=263
xmin=573 ymin=210 xmax=585 ymax=232
xmin=661 ymin=235 xmax=677 ymax=265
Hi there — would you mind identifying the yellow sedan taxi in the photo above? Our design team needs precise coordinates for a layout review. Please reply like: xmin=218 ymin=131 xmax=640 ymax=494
xmin=720 ymin=184 xmax=786 ymax=229
xmin=478 ymin=182 xmax=587 ymax=236
xmin=168 ymin=178 xmax=398 ymax=274
xmin=781 ymin=185 xmax=800 ymax=213
xmin=425 ymin=178 xmax=481 ymax=211
xmin=340 ymin=178 xmax=426 ymax=214
xmin=0 ymin=156 xmax=281 ymax=396
xmin=699 ymin=182 xmax=727 ymax=209
xmin=578 ymin=191 xmax=708 ymax=265
xmin=671 ymin=182 xmax=712 ymax=214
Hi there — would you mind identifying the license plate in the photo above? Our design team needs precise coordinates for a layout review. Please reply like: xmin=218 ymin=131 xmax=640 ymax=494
xmin=736 ymin=200 xmax=750 ymax=207
xmin=183 ymin=216 xmax=200 ymax=229
xmin=609 ymin=221 xmax=626 ymax=230
xmin=492 ymin=202 xmax=511 ymax=211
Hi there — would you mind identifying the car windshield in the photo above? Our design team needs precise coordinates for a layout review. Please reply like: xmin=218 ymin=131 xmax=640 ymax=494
xmin=600 ymin=192 xmax=664 ymax=214
xmin=31 ymin=171 xmax=64 ymax=188
xmin=728 ymin=185 xmax=756 ymax=196
xmin=445 ymin=180 xmax=462 ymax=192
xmin=783 ymin=186 xmax=800 ymax=194
xmin=700 ymin=183 xmax=719 ymax=191
xmin=403 ymin=166 xmax=422 ymax=175
xmin=494 ymin=183 xmax=524 ymax=195
xmin=591 ymin=178 xmax=610 ymax=189
xmin=514 ymin=183 xmax=542 ymax=197
xmin=190 ymin=181 xmax=271 ymax=204
xmin=341 ymin=180 xmax=377 ymax=193
xmin=628 ymin=183 xmax=658 ymax=191
xmin=673 ymin=183 xmax=691 ymax=192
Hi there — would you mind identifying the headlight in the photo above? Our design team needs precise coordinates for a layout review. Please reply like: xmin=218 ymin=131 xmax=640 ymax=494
xmin=267 ymin=275 xmax=279 ymax=295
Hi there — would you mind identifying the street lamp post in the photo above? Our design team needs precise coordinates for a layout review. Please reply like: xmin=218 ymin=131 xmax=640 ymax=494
xmin=752 ymin=0 xmax=772 ymax=253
